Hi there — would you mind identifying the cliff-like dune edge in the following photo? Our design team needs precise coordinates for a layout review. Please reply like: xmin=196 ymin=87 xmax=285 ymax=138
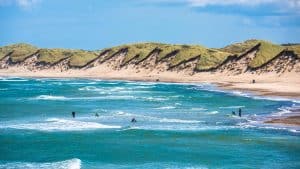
xmin=0 ymin=40 xmax=299 ymax=75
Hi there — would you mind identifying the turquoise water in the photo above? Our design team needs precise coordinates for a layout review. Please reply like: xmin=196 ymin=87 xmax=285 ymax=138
xmin=0 ymin=77 xmax=299 ymax=169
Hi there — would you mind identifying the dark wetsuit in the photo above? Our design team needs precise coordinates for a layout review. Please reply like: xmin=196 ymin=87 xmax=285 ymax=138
xmin=131 ymin=118 xmax=137 ymax=123
xmin=72 ymin=111 xmax=75 ymax=118
xmin=238 ymin=108 xmax=242 ymax=117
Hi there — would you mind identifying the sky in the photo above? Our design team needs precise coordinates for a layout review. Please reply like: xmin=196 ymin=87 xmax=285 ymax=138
xmin=0 ymin=0 xmax=300 ymax=50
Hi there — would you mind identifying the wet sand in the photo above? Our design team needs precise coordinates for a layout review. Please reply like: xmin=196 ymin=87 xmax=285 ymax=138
xmin=266 ymin=116 xmax=300 ymax=126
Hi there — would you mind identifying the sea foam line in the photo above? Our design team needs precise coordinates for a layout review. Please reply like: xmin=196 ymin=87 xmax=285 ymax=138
xmin=0 ymin=158 xmax=81 ymax=169
xmin=1 ymin=118 xmax=121 ymax=131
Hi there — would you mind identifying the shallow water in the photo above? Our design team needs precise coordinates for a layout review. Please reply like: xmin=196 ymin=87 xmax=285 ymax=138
xmin=0 ymin=77 xmax=299 ymax=169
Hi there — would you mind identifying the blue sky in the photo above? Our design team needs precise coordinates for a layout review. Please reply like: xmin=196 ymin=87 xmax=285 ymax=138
xmin=0 ymin=0 xmax=300 ymax=50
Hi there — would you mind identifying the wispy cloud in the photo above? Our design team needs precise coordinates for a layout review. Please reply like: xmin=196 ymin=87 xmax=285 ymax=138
xmin=139 ymin=0 xmax=300 ymax=14
xmin=187 ymin=0 xmax=300 ymax=8
xmin=0 ymin=0 xmax=41 ymax=9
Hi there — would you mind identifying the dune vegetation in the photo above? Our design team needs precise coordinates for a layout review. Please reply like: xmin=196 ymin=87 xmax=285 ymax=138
xmin=0 ymin=40 xmax=299 ymax=69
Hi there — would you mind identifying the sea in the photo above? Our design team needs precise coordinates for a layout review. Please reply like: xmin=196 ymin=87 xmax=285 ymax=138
xmin=0 ymin=77 xmax=299 ymax=169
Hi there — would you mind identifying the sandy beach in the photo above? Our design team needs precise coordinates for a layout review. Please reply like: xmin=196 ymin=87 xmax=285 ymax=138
xmin=1 ymin=67 xmax=299 ymax=99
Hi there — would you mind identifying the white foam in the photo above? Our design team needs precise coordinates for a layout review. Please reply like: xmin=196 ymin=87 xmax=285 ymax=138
xmin=78 ymin=86 xmax=103 ymax=91
xmin=191 ymin=107 xmax=207 ymax=111
xmin=0 ymin=158 xmax=81 ymax=169
xmin=143 ymin=97 xmax=168 ymax=101
xmin=67 ymin=82 xmax=96 ymax=85
xmin=132 ymin=125 xmax=238 ymax=131
xmin=2 ymin=118 xmax=120 ymax=131
xmin=103 ymin=111 xmax=203 ymax=124
xmin=271 ymin=107 xmax=292 ymax=117
xmin=0 ymin=79 xmax=28 ymax=82
xmin=31 ymin=95 xmax=136 ymax=101
xmin=159 ymin=118 xmax=203 ymax=124
xmin=206 ymin=111 xmax=219 ymax=115
xmin=219 ymin=106 xmax=245 ymax=109
xmin=35 ymin=95 xmax=68 ymax=100
xmin=154 ymin=106 xmax=176 ymax=110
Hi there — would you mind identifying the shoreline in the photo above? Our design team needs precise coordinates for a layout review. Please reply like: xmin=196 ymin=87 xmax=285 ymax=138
xmin=1 ymin=68 xmax=300 ymax=126
xmin=1 ymin=68 xmax=300 ymax=99
xmin=265 ymin=116 xmax=300 ymax=126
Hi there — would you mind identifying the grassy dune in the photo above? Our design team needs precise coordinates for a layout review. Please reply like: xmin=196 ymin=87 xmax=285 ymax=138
xmin=0 ymin=43 xmax=38 ymax=63
xmin=0 ymin=40 xmax=299 ymax=69
xmin=38 ymin=49 xmax=73 ymax=64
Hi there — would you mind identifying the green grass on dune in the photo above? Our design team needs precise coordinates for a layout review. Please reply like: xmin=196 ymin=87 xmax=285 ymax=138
xmin=69 ymin=50 xmax=98 ymax=67
xmin=0 ymin=43 xmax=38 ymax=62
xmin=249 ymin=40 xmax=284 ymax=68
xmin=220 ymin=40 xmax=286 ymax=68
xmin=0 ymin=40 xmax=299 ymax=70
xmin=120 ymin=43 xmax=157 ymax=64
xmin=156 ymin=44 xmax=182 ymax=61
xmin=166 ymin=45 xmax=204 ymax=66
xmin=220 ymin=40 xmax=259 ymax=55
xmin=38 ymin=49 xmax=73 ymax=64
xmin=196 ymin=49 xmax=231 ymax=70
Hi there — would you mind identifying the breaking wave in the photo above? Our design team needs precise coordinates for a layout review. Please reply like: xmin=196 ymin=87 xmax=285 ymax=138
xmin=1 ymin=118 xmax=120 ymax=131
xmin=0 ymin=158 xmax=81 ymax=169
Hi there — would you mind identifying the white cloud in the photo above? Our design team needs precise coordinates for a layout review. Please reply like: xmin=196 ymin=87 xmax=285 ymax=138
xmin=0 ymin=0 xmax=41 ymax=9
xmin=187 ymin=0 xmax=300 ymax=8
xmin=16 ymin=0 xmax=40 ymax=8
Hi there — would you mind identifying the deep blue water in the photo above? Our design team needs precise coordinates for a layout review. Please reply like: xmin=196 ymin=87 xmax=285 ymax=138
xmin=0 ymin=77 xmax=299 ymax=169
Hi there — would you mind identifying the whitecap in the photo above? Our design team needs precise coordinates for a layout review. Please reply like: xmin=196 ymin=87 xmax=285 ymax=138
xmin=34 ymin=95 xmax=68 ymax=100
xmin=191 ymin=107 xmax=207 ymax=111
xmin=206 ymin=111 xmax=219 ymax=115
xmin=159 ymin=118 xmax=203 ymax=124
xmin=2 ymin=118 xmax=121 ymax=131
xmin=131 ymin=125 xmax=238 ymax=131
xmin=0 ymin=158 xmax=81 ymax=169
xmin=0 ymin=79 xmax=28 ymax=82
xmin=154 ymin=106 xmax=176 ymax=110
xmin=67 ymin=82 xmax=96 ymax=85
xmin=143 ymin=97 xmax=168 ymax=101
xmin=78 ymin=86 xmax=103 ymax=91
xmin=30 ymin=95 xmax=137 ymax=101
xmin=219 ymin=106 xmax=245 ymax=109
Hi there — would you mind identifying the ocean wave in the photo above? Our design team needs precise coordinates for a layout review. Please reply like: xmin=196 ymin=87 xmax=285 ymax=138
xmin=95 ymin=111 xmax=203 ymax=124
xmin=35 ymin=95 xmax=68 ymax=100
xmin=31 ymin=95 xmax=136 ymax=101
xmin=78 ymin=86 xmax=151 ymax=94
xmin=0 ymin=158 xmax=81 ymax=169
xmin=191 ymin=107 xmax=207 ymax=111
xmin=142 ymin=97 xmax=169 ymax=101
xmin=237 ymin=121 xmax=300 ymax=134
xmin=219 ymin=106 xmax=245 ymax=109
xmin=206 ymin=111 xmax=219 ymax=115
xmin=159 ymin=118 xmax=203 ymax=124
xmin=78 ymin=86 xmax=103 ymax=91
xmin=1 ymin=118 xmax=120 ymax=131
xmin=191 ymin=84 xmax=300 ymax=104
xmin=121 ymin=125 xmax=238 ymax=132
xmin=154 ymin=106 xmax=176 ymax=110
xmin=0 ymin=79 xmax=28 ymax=82
xmin=67 ymin=82 xmax=97 ymax=85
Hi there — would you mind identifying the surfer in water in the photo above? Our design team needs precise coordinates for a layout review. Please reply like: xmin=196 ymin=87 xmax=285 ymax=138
xmin=131 ymin=118 xmax=137 ymax=123
xmin=72 ymin=111 xmax=76 ymax=118
xmin=95 ymin=113 xmax=99 ymax=117
xmin=232 ymin=111 xmax=236 ymax=116
xmin=238 ymin=108 xmax=242 ymax=117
